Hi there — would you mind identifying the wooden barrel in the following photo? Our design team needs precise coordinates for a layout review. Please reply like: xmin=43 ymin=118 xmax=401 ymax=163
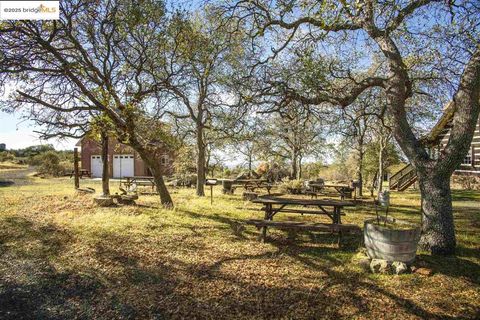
xmin=364 ymin=217 xmax=420 ymax=263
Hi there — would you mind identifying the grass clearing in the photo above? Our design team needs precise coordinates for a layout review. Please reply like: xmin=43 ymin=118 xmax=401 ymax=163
xmin=0 ymin=169 xmax=479 ymax=319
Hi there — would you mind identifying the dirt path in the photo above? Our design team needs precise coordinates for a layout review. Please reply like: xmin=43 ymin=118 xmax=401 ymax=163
xmin=0 ymin=167 xmax=36 ymax=186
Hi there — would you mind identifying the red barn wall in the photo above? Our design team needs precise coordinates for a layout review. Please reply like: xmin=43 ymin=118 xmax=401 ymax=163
xmin=79 ymin=137 xmax=175 ymax=177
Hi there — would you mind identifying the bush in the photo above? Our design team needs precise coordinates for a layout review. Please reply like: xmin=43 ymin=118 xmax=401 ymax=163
xmin=171 ymin=174 xmax=197 ymax=187
xmin=451 ymin=175 xmax=480 ymax=191
xmin=0 ymin=151 xmax=15 ymax=162
xmin=36 ymin=151 xmax=68 ymax=176
xmin=279 ymin=179 xmax=305 ymax=194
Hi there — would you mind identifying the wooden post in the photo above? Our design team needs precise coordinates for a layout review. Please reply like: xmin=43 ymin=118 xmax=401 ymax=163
xmin=472 ymin=145 xmax=475 ymax=168
xmin=210 ymin=185 xmax=213 ymax=205
xmin=261 ymin=204 xmax=271 ymax=243
xmin=74 ymin=148 xmax=80 ymax=189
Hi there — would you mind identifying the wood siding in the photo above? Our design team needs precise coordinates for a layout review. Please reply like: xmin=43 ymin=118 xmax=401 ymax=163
xmin=436 ymin=117 xmax=480 ymax=175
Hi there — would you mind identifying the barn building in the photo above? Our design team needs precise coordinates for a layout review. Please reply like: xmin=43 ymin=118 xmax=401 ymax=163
xmin=77 ymin=136 xmax=175 ymax=178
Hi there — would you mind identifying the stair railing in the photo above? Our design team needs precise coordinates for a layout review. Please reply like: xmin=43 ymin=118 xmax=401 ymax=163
xmin=396 ymin=167 xmax=417 ymax=190
xmin=389 ymin=163 xmax=414 ymax=189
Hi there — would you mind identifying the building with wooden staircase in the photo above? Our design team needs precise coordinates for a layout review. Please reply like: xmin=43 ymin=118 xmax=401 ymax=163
xmin=390 ymin=103 xmax=480 ymax=191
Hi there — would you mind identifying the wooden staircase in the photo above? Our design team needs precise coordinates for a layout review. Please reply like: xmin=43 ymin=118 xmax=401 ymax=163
xmin=389 ymin=164 xmax=417 ymax=191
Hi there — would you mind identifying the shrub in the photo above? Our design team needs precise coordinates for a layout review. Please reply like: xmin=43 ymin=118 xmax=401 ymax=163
xmin=0 ymin=151 xmax=15 ymax=162
xmin=36 ymin=151 xmax=68 ymax=176
xmin=172 ymin=174 xmax=197 ymax=187
xmin=452 ymin=175 xmax=480 ymax=191
xmin=279 ymin=179 xmax=305 ymax=194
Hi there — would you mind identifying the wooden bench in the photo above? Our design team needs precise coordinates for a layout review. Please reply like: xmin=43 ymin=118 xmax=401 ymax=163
xmin=120 ymin=176 xmax=156 ymax=193
xmin=69 ymin=169 xmax=90 ymax=178
xmin=263 ymin=208 xmax=346 ymax=216
xmin=245 ymin=219 xmax=361 ymax=244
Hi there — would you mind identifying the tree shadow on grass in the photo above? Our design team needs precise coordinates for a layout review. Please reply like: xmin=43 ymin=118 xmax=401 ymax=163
xmin=450 ymin=190 xmax=480 ymax=202
xmin=191 ymin=240 xmax=460 ymax=319
xmin=1 ymin=206 xmax=478 ymax=319
xmin=416 ymin=251 xmax=480 ymax=285
xmin=0 ymin=216 xmax=140 ymax=319
xmin=0 ymin=265 xmax=108 ymax=320
xmin=180 ymin=209 xmax=255 ymax=241
xmin=0 ymin=180 xmax=14 ymax=187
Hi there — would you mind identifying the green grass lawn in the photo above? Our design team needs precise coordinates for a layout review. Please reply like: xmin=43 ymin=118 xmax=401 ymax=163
xmin=0 ymin=169 xmax=479 ymax=319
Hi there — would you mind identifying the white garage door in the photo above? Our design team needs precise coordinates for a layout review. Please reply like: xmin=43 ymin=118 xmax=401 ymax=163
xmin=113 ymin=154 xmax=134 ymax=178
xmin=91 ymin=155 xmax=103 ymax=178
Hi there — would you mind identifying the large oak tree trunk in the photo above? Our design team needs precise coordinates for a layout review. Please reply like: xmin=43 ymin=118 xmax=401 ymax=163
xmin=196 ymin=125 xmax=206 ymax=196
xmin=291 ymin=149 xmax=298 ymax=179
xmin=149 ymin=162 xmax=173 ymax=207
xmin=371 ymin=33 xmax=480 ymax=255
xmin=417 ymin=171 xmax=456 ymax=254
xmin=101 ymin=131 xmax=110 ymax=196
xmin=132 ymin=145 xmax=173 ymax=207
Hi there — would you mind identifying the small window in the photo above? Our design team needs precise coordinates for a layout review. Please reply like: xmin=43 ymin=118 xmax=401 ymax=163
xmin=463 ymin=154 xmax=472 ymax=165
xmin=161 ymin=155 xmax=169 ymax=165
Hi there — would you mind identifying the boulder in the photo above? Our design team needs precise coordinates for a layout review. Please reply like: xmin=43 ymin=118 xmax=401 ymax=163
xmin=118 ymin=194 xmax=138 ymax=205
xmin=370 ymin=259 xmax=393 ymax=274
xmin=413 ymin=267 xmax=434 ymax=277
xmin=392 ymin=261 xmax=408 ymax=275
xmin=93 ymin=196 xmax=114 ymax=207
xmin=358 ymin=258 xmax=371 ymax=272
xmin=351 ymin=251 xmax=371 ymax=272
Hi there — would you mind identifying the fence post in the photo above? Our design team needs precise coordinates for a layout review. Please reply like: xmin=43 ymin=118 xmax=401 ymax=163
xmin=74 ymin=147 xmax=80 ymax=189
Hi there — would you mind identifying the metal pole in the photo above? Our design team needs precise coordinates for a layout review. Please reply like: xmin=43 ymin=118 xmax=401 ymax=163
xmin=210 ymin=185 xmax=213 ymax=205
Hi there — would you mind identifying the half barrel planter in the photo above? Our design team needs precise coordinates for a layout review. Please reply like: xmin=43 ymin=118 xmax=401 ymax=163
xmin=364 ymin=217 xmax=421 ymax=264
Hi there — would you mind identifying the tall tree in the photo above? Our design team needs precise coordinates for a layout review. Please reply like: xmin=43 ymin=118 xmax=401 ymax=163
xmin=259 ymin=103 xmax=325 ymax=180
xmin=230 ymin=0 xmax=480 ymax=254
xmin=336 ymin=93 xmax=378 ymax=196
xmin=0 ymin=0 xmax=177 ymax=206
xmin=227 ymin=115 xmax=265 ymax=173
xmin=164 ymin=9 xmax=249 ymax=196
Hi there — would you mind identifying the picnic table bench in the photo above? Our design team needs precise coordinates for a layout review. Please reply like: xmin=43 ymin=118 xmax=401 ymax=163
xmin=69 ymin=169 xmax=90 ymax=178
xmin=120 ymin=176 xmax=156 ymax=192
xmin=248 ymin=196 xmax=358 ymax=242
xmin=246 ymin=219 xmax=361 ymax=236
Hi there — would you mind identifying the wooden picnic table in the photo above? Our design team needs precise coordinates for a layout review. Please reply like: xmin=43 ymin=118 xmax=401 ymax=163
xmin=120 ymin=176 xmax=156 ymax=192
xmin=69 ymin=169 xmax=90 ymax=178
xmin=221 ymin=179 xmax=273 ymax=194
xmin=323 ymin=184 xmax=355 ymax=200
xmin=251 ymin=196 xmax=356 ymax=241
xmin=306 ymin=183 xmax=354 ymax=200
xmin=240 ymin=180 xmax=273 ymax=194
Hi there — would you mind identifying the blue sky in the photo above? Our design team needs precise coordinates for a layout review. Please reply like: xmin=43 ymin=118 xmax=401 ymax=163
xmin=0 ymin=111 xmax=76 ymax=150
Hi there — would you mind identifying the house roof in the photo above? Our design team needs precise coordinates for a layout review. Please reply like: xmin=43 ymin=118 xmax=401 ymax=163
xmin=75 ymin=137 xmax=84 ymax=147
